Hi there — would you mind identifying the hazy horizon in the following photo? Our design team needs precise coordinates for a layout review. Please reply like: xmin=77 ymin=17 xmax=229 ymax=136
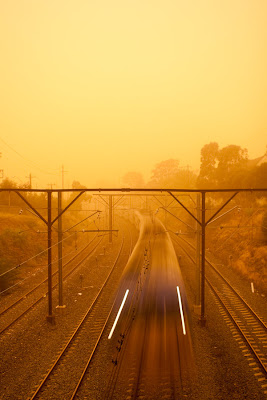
xmin=0 ymin=1 xmax=266 ymax=188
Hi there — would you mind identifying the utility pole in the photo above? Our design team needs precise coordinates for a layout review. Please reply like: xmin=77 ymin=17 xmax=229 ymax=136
xmin=62 ymin=165 xmax=64 ymax=189
xmin=200 ymin=192 xmax=206 ymax=326
xmin=48 ymin=183 xmax=56 ymax=190
xmin=47 ymin=191 xmax=55 ymax=324
xmin=57 ymin=191 xmax=65 ymax=308
xmin=61 ymin=165 xmax=68 ymax=201
xmin=61 ymin=165 xmax=68 ymax=189
xmin=194 ymin=193 xmax=201 ymax=312
xmin=109 ymin=195 xmax=113 ymax=243
xmin=26 ymin=173 xmax=36 ymax=189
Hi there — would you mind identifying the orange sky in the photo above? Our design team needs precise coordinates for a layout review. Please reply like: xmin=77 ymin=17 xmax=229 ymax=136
xmin=0 ymin=0 xmax=266 ymax=188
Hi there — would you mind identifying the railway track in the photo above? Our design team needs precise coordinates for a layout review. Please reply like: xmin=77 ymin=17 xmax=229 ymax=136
xmin=106 ymin=319 xmax=182 ymax=400
xmin=28 ymin=229 xmax=131 ymax=400
xmin=101 ymin=215 xmax=193 ymax=400
xmin=0 ymin=235 xmax=103 ymax=335
xmin=171 ymin=233 xmax=267 ymax=389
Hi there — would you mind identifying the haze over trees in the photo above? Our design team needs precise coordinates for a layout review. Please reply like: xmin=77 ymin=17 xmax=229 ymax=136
xmin=197 ymin=142 xmax=266 ymax=189
xmin=122 ymin=172 xmax=145 ymax=188
xmin=0 ymin=142 xmax=266 ymax=192
xmin=148 ymin=159 xmax=197 ymax=189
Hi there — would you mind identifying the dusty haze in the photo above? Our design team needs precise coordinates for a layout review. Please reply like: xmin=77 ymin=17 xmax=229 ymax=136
xmin=0 ymin=0 xmax=266 ymax=188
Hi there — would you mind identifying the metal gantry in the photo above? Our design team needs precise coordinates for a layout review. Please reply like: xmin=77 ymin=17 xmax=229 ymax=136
xmin=1 ymin=187 xmax=266 ymax=325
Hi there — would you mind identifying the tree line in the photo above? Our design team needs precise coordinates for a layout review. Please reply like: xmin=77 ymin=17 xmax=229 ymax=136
xmin=197 ymin=143 xmax=267 ymax=189
xmin=122 ymin=143 xmax=267 ymax=190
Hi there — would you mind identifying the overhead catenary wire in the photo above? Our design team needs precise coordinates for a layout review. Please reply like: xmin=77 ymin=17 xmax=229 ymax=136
xmin=63 ymin=211 xmax=101 ymax=233
xmin=0 ymin=234 xmax=95 ymax=295
xmin=0 ymin=136 xmax=60 ymax=176
xmin=0 ymin=211 xmax=102 ymax=278
xmin=0 ymin=231 xmax=77 ymax=278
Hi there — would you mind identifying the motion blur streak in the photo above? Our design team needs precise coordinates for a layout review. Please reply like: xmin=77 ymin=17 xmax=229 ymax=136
xmin=108 ymin=289 xmax=129 ymax=339
xmin=107 ymin=211 xmax=195 ymax=397
xmin=177 ymin=286 xmax=186 ymax=335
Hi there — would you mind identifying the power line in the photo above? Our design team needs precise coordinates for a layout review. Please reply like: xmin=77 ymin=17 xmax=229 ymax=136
xmin=0 ymin=136 xmax=60 ymax=176
xmin=0 ymin=231 xmax=77 ymax=278
xmin=0 ymin=240 xmax=90 ymax=295
xmin=0 ymin=211 xmax=102 ymax=278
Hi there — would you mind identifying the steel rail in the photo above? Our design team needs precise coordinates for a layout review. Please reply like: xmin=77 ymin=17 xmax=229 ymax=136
xmin=171 ymin=234 xmax=267 ymax=377
xmin=103 ymin=228 xmax=139 ymax=400
xmin=106 ymin=227 xmax=181 ymax=400
xmin=69 ymin=237 xmax=126 ymax=400
xmin=29 ymin=237 xmax=124 ymax=400
xmin=0 ymin=235 xmax=98 ymax=316
xmin=0 ymin=237 xmax=103 ymax=335
xmin=72 ymin=224 xmax=138 ymax=400
xmin=175 ymin=234 xmax=267 ymax=331
xmin=130 ymin=319 xmax=149 ymax=400
xmin=206 ymin=277 xmax=267 ymax=375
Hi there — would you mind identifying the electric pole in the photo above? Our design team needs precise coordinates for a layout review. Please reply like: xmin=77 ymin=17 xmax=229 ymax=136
xmin=109 ymin=195 xmax=113 ymax=243
xmin=61 ymin=165 xmax=68 ymax=189
xmin=48 ymin=183 xmax=56 ymax=190
xmin=26 ymin=173 xmax=36 ymax=189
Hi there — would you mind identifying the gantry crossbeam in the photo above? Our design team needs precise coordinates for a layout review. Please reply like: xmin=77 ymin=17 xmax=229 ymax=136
xmin=1 ymin=187 xmax=266 ymax=325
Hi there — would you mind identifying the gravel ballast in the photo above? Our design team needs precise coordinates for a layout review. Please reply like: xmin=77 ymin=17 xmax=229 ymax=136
xmin=0 ymin=218 xmax=266 ymax=399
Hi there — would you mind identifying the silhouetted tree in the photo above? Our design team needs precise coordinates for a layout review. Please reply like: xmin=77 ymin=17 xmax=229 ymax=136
xmin=149 ymin=159 xmax=180 ymax=187
xmin=197 ymin=143 xmax=249 ymax=188
xmin=216 ymin=145 xmax=248 ymax=187
xmin=197 ymin=142 xmax=219 ymax=188
xmin=148 ymin=159 xmax=196 ymax=188
xmin=251 ymin=164 xmax=267 ymax=188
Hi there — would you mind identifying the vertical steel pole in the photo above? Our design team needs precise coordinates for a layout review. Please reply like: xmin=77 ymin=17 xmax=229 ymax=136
xmin=62 ymin=165 xmax=64 ymax=189
xmin=195 ymin=193 xmax=201 ymax=306
xmin=200 ymin=191 xmax=206 ymax=326
xmin=109 ymin=195 xmax=112 ymax=243
xmin=57 ymin=191 xmax=65 ymax=308
xmin=164 ymin=195 xmax=167 ymax=225
xmin=47 ymin=191 xmax=55 ymax=323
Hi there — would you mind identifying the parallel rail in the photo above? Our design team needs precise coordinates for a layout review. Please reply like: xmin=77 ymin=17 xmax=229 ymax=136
xmin=0 ymin=236 xmax=103 ymax=335
xmin=29 ymin=238 xmax=125 ymax=400
xmin=171 ymin=234 xmax=267 ymax=379
xmin=0 ymin=235 xmax=98 ymax=314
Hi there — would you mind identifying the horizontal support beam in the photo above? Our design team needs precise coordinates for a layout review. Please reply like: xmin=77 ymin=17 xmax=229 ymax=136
xmin=1 ymin=188 xmax=267 ymax=193
xmin=70 ymin=229 xmax=119 ymax=232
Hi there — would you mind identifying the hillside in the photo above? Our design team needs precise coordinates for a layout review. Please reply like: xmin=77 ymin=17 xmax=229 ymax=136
xmin=0 ymin=209 xmax=84 ymax=293
xmin=206 ymin=206 xmax=267 ymax=295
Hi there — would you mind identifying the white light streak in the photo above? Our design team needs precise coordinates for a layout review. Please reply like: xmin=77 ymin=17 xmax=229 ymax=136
xmin=176 ymin=286 xmax=186 ymax=335
xmin=108 ymin=289 xmax=129 ymax=340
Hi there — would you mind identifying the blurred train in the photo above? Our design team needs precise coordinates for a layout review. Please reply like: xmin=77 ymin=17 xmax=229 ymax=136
xmin=108 ymin=210 xmax=194 ymax=389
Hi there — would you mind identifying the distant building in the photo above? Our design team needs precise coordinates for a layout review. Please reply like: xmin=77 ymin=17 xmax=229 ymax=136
xmin=247 ymin=147 xmax=267 ymax=168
